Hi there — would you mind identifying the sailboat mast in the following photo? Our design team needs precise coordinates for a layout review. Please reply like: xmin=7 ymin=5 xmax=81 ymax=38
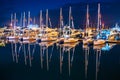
xmin=14 ymin=13 xmax=16 ymax=36
xmin=46 ymin=9 xmax=48 ymax=28
xmin=60 ymin=8 xmax=63 ymax=28
xmin=49 ymin=17 xmax=52 ymax=28
xmin=28 ymin=11 xmax=30 ymax=26
xmin=40 ymin=10 xmax=42 ymax=28
xmin=14 ymin=13 xmax=16 ymax=29
xmin=99 ymin=4 xmax=102 ymax=30
xmin=23 ymin=12 xmax=25 ymax=27
xmin=97 ymin=3 xmax=100 ymax=31
xmin=86 ymin=5 xmax=89 ymax=31
xmin=20 ymin=13 xmax=22 ymax=27
xmin=34 ymin=17 xmax=36 ymax=25
xmin=60 ymin=8 xmax=63 ymax=37
xmin=11 ymin=14 xmax=13 ymax=27
xmin=69 ymin=6 xmax=71 ymax=27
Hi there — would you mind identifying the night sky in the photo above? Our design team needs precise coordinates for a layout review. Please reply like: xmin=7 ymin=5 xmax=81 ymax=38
xmin=0 ymin=0 xmax=120 ymax=27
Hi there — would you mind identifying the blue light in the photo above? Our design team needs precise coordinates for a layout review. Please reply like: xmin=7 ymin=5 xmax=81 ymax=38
xmin=101 ymin=43 xmax=115 ymax=51
xmin=96 ymin=30 xmax=110 ymax=40
xmin=101 ymin=44 xmax=111 ymax=51
xmin=111 ymin=23 xmax=120 ymax=31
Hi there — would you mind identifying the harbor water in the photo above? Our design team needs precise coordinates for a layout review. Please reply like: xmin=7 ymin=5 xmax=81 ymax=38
xmin=0 ymin=41 xmax=119 ymax=80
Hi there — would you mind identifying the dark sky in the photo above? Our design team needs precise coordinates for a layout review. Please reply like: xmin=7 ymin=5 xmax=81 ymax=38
xmin=0 ymin=0 xmax=119 ymax=26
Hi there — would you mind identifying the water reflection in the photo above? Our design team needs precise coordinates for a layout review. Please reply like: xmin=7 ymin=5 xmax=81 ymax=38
xmin=11 ymin=40 xmax=36 ymax=67
xmin=38 ymin=41 xmax=56 ymax=70
xmin=101 ymin=43 xmax=116 ymax=51
xmin=7 ymin=40 xmax=119 ymax=80
xmin=83 ymin=45 xmax=89 ymax=79
xmin=11 ymin=41 xmax=18 ymax=63
xmin=94 ymin=45 xmax=102 ymax=80
xmin=83 ymin=43 xmax=116 ymax=80
xmin=0 ymin=40 xmax=6 ymax=47
xmin=58 ymin=42 xmax=79 ymax=76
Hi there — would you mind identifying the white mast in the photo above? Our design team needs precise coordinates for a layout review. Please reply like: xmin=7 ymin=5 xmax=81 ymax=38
xmin=14 ymin=13 xmax=16 ymax=36
xmin=28 ymin=11 xmax=30 ymax=26
xmin=49 ymin=17 xmax=52 ymax=28
xmin=14 ymin=13 xmax=16 ymax=28
xmin=11 ymin=14 xmax=13 ymax=27
xmin=69 ymin=6 xmax=71 ymax=27
xmin=60 ymin=8 xmax=63 ymax=28
xmin=40 ymin=10 xmax=42 ymax=28
xmin=46 ymin=9 xmax=48 ymax=28
xmin=33 ymin=17 xmax=36 ymax=25
xmin=71 ymin=17 xmax=74 ymax=29
xmin=86 ymin=5 xmax=89 ymax=32
xmin=97 ymin=3 xmax=100 ymax=31
xmin=60 ymin=8 xmax=63 ymax=37
xmin=23 ymin=12 xmax=25 ymax=27
xmin=20 ymin=13 xmax=22 ymax=27
xmin=68 ymin=6 xmax=72 ymax=37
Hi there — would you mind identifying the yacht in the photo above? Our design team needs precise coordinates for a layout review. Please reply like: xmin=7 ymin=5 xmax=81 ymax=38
xmin=58 ymin=7 xmax=78 ymax=44
xmin=36 ymin=10 xmax=58 ymax=43
xmin=93 ymin=3 xmax=105 ymax=45
xmin=83 ymin=5 xmax=94 ymax=45
xmin=7 ymin=13 xmax=19 ymax=41
xmin=19 ymin=12 xmax=36 ymax=41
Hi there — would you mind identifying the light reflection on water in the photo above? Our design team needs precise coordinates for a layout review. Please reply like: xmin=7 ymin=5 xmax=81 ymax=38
xmin=0 ymin=40 xmax=119 ymax=80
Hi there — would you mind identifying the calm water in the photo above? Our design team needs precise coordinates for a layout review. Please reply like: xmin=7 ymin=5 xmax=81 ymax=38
xmin=0 ymin=41 xmax=119 ymax=80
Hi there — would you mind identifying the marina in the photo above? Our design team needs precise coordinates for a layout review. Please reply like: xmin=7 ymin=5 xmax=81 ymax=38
xmin=0 ymin=1 xmax=120 ymax=80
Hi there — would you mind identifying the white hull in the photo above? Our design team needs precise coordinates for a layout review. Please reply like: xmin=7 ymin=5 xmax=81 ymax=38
xmin=19 ymin=37 xmax=35 ymax=41
xmin=83 ymin=38 xmax=93 ymax=45
xmin=7 ymin=36 xmax=19 ymax=41
xmin=36 ymin=37 xmax=57 ymax=42
xmin=94 ymin=39 xmax=105 ymax=45
xmin=58 ymin=38 xmax=78 ymax=43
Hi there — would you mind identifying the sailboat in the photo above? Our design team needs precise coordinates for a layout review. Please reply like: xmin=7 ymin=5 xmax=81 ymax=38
xmin=93 ymin=3 xmax=105 ymax=45
xmin=7 ymin=13 xmax=19 ymax=41
xmin=83 ymin=5 xmax=94 ymax=45
xmin=36 ymin=9 xmax=57 ymax=43
xmin=19 ymin=11 xmax=36 ymax=41
xmin=58 ymin=7 xmax=78 ymax=44
xmin=107 ymin=23 xmax=120 ymax=42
